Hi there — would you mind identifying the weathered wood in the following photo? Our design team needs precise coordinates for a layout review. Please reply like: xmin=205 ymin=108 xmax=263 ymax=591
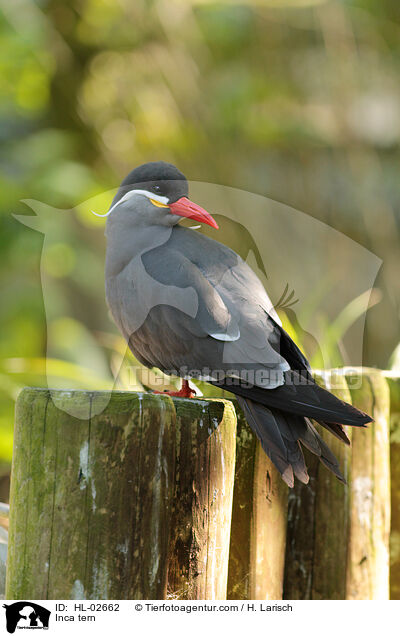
xmin=6 ymin=370 xmax=393 ymax=600
xmin=167 ymin=398 xmax=236 ymax=600
xmin=7 ymin=389 xmax=237 ymax=601
xmin=227 ymin=404 xmax=288 ymax=600
xmin=7 ymin=389 xmax=177 ymax=599
xmin=284 ymin=370 xmax=353 ymax=599
xmin=346 ymin=369 xmax=391 ymax=600
xmin=385 ymin=374 xmax=400 ymax=600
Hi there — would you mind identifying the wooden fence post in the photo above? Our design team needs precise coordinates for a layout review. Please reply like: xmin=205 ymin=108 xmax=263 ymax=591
xmin=6 ymin=389 xmax=236 ymax=600
xmin=283 ymin=368 xmax=391 ymax=600
xmin=384 ymin=373 xmax=400 ymax=600
xmin=346 ymin=369 xmax=391 ymax=600
xmin=283 ymin=370 xmax=353 ymax=599
xmin=227 ymin=404 xmax=288 ymax=600
xmin=5 ymin=371 xmax=393 ymax=601
xmin=167 ymin=398 xmax=236 ymax=600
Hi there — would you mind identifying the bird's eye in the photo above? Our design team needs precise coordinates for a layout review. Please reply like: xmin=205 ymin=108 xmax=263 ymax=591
xmin=152 ymin=184 xmax=162 ymax=193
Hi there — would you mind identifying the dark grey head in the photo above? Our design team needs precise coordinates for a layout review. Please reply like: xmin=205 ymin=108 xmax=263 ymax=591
xmin=112 ymin=161 xmax=188 ymax=209
xmin=101 ymin=161 xmax=218 ymax=231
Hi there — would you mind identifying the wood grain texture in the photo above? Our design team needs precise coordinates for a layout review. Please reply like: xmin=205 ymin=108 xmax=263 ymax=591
xmin=167 ymin=398 xmax=236 ymax=600
xmin=284 ymin=370 xmax=353 ymax=599
xmin=385 ymin=374 xmax=400 ymax=600
xmin=283 ymin=368 xmax=390 ymax=600
xmin=346 ymin=369 xmax=391 ymax=600
xmin=7 ymin=389 xmax=175 ymax=599
xmin=227 ymin=403 xmax=288 ymax=600
xmin=7 ymin=389 xmax=176 ymax=600
xmin=7 ymin=390 xmax=237 ymax=601
xmin=6 ymin=370 xmax=393 ymax=601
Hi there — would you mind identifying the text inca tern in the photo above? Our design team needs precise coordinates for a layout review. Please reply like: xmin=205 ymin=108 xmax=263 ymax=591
xmin=103 ymin=161 xmax=372 ymax=487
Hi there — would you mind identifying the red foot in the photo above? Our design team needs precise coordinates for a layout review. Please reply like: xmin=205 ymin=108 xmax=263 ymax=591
xmin=153 ymin=379 xmax=196 ymax=398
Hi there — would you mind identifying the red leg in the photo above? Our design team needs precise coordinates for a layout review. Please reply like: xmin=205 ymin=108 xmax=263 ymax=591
xmin=153 ymin=379 xmax=196 ymax=398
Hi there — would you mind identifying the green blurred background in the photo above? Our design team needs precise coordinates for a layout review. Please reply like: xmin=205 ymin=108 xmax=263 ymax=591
xmin=1 ymin=0 xmax=400 ymax=492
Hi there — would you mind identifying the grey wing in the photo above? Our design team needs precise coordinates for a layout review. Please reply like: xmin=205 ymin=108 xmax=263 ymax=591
xmin=212 ymin=261 xmax=291 ymax=386
xmin=108 ymin=247 xmax=237 ymax=370
xmin=109 ymin=243 xmax=290 ymax=388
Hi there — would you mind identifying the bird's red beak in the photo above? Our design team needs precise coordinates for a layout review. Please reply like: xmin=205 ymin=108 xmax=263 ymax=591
xmin=169 ymin=197 xmax=219 ymax=229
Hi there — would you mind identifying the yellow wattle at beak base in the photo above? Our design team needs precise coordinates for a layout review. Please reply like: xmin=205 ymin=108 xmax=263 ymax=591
xmin=150 ymin=198 xmax=169 ymax=208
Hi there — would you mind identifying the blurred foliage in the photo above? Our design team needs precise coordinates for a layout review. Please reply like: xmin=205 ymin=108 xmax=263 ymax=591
xmin=1 ymin=0 xmax=400 ymax=472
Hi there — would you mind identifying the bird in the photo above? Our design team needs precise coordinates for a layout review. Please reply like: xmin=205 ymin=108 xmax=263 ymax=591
xmin=101 ymin=160 xmax=372 ymax=487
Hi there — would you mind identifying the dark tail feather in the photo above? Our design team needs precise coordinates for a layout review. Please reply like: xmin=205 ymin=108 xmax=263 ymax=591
xmin=317 ymin=420 xmax=351 ymax=445
xmin=212 ymin=370 xmax=372 ymax=426
xmin=237 ymin=397 xmax=346 ymax=487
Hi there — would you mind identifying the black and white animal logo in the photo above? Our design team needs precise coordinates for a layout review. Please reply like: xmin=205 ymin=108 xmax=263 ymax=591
xmin=3 ymin=602 xmax=50 ymax=633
